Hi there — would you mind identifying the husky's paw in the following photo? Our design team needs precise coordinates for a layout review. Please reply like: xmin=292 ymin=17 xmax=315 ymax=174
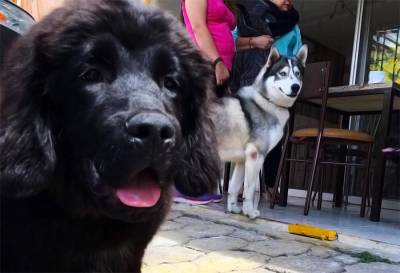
xmin=227 ymin=203 xmax=242 ymax=214
xmin=243 ymin=208 xmax=260 ymax=219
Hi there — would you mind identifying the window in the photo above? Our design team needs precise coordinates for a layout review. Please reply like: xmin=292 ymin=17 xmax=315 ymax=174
xmin=368 ymin=27 xmax=400 ymax=83
xmin=357 ymin=0 xmax=400 ymax=84
xmin=295 ymin=0 xmax=359 ymax=86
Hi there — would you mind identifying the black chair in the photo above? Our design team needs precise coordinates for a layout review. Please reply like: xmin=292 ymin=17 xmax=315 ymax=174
xmin=270 ymin=62 xmax=374 ymax=217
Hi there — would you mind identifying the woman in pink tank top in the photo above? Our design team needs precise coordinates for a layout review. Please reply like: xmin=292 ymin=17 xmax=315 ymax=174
xmin=182 ymin=0 xmax=236 ymax=87
xmin=174 ymin=0 xmax=236 ymax=205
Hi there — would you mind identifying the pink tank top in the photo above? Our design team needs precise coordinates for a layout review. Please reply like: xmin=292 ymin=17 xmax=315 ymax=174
xmin=182 ymin=0 xmax=236 ymax=70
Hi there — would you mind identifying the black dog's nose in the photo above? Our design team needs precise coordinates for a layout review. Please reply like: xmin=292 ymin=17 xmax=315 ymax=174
xmin=291 ymin=84 xmax=301 ymax=96
xmin=125 ymin=113 xmax=175 ymax=145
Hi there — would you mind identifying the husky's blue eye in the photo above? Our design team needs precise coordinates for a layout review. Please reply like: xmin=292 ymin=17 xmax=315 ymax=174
xmin=294 ymin=71 xmax=300 ymax=77
xmin=279 ymin=71 xmax=287 ymax=77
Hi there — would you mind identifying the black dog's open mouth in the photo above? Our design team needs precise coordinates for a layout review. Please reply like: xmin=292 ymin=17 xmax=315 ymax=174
xmin=114 ymin=169 xmax=161 ymax=208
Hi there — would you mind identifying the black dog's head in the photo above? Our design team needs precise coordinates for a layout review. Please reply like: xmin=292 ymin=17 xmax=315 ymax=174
xmin=0 ymin=0 xmax=220 ymax=222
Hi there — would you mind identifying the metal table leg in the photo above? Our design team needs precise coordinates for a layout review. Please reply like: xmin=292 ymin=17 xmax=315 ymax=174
xmin=370 ymin=87 xmax=394 ymax=221
xmin=334 ymin=114 xmax=349 ymax=207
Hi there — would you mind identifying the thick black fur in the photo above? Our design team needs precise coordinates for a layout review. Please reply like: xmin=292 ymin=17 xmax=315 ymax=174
xmin=0 ymin=0 xmax=220 ymax=272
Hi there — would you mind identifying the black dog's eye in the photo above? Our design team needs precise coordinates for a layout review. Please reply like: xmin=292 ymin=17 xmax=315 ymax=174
xmin=279 ymin=71 xmax=287 ymax=77
xmin=80 ymin=68 xmax=103 ymax=83
xmin=163 ymin=76 xmax=180 ymax=90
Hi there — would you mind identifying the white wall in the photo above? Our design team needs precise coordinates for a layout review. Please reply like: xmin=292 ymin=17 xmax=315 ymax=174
xmin=152 ymin=0 xmax=180 ymax=18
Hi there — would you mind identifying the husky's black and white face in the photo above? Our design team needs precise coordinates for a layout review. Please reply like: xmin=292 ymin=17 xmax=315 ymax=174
xmin=257 ymin=45 xmax=308 ymax=108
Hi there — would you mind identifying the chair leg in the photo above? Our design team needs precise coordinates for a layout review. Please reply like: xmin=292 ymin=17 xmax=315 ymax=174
xmin=312 ymin=191 xmax=317 ymax=207
xmin=311 ymin=165 xmax=322 ymax=208
xmin=270 ymin=130 xmax=290 ymax=209
xmin=360 ymin=144 xmax=373 ymax=217
xmin=343 ymin=163 xmax=351 ymax=207
xmin=304 ymin=139 xmax=323 ymax=215
xmin=317 ymin=165 xmax=324 ymax=210
xmin=223 ymin=162 xmax=231 ymax=193
xmin=303 ymin=143 xmax=310 ymax=189
xmin=367 ymin=187 xmax=371 ymax=207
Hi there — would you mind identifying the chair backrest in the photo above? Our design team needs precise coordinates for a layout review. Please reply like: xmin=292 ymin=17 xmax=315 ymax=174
xmin=300 ymin=62 xmax=331 ymax=100
xmin=298 ymin=62 xmax=332 ymax=136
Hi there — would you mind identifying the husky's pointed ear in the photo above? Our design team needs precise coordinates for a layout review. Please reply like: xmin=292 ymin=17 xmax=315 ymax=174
xmin=254 ymin=47 xmax=281 ymax=85
xmin=266 ymin=47 xmax=281 ymax=68
xmin=0 ymin=34 xmax=56 ymax=198
xmin=296 ymin=44 xmax=308 ymax=67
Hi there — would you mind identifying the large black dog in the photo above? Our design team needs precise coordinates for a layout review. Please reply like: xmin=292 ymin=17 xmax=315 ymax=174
xmin=0 ymin=0 xmax=220 ymax=272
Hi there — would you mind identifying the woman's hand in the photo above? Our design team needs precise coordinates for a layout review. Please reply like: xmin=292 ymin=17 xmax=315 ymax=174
xmin=215 ymin=62 xmax=230 ymax=86
xmin=236 ymin=35 xmax=274 ymax=50
xmin=251 ymin=35 xmax=274 ymax=50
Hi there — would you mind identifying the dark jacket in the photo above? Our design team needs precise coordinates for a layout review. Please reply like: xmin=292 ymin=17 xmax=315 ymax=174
xmin=230 ymin=0 xmax=299 ymax=92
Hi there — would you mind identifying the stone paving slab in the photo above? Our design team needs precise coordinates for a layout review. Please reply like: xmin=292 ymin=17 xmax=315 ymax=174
xmin=159 ymin=220 xmax=186 ymax=231
xmin=243 ymin=239 xmax=311 ymax=257
xmin=332 ymin=254 xmax=359 ymax=265
xmin=230 ymin=229 xmax=271 ymax=242
xmin=344 ymin=262 xmax=400 ymax=273
xmin=266 ymin=254 xmax=344 ymax=273
xmin=147 ymin=232 xmax=181 ymax=248
xmin=165 ymin=210 xmax=183 ymax=220
xmin=192 ymin=250 xmax=268 ymax=273
xmin=143 ymin=262 xmax=199 ymax=273
xmin=148 ymin=230 xmax=192 ymax=247
xmin=143 ymin=245 xmax=203 ymax=265
xmin=174 ymin=216 xmax=212 ymax=226
xmin=230 ymin=268 xmax=275 ymax=273
xmin=180 ymin=222 xmax=237 ymax=239
xmin=187 ymin=236 xmax=248 ymax=252
xmin=310 ymin=246 xmax=339 ymax=258
xmin=142 ymin=204 xmax=400 ymax=273
xmin=172 ymin=204 xmax=400 ymax=261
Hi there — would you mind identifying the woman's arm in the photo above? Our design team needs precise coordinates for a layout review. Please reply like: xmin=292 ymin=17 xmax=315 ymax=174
xmin=236 ymin=35 xmax=274 ymax=50
xmin=185 ymin=0 xmax=229 ymax=85
xmin=185 ymin=0 xmax=219 ymax=61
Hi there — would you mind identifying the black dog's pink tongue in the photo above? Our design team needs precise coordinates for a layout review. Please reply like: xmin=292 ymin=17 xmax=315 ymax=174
xmin=115 ymin=171 xmax=161 ymax=208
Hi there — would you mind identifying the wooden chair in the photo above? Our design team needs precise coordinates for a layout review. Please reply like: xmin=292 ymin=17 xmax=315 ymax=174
xmin=270 ymin=62 xmax=374 ymax=217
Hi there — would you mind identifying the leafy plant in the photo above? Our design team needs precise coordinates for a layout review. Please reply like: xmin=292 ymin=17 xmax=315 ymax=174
xmin=351 ymin=251 xmax=392 ymax=264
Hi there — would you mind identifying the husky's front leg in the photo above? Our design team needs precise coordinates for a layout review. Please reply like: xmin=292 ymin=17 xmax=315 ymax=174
xmin=243 ymin=144 xmax=264 ymax=219
xmin=227 ymin=163 xmax=244 ymax=214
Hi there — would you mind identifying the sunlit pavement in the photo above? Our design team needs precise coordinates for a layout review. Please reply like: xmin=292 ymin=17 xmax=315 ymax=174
xmin=142 ymin=203 xmax=400 ymax=273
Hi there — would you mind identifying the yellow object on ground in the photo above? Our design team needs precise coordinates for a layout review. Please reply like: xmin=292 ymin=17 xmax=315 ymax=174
xmin=288 ymin=224 xmax=337 ymax=241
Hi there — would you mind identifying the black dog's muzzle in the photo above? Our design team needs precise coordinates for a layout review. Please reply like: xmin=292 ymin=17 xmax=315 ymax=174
xmin=125 ymin=112 xmax=176 ymax=154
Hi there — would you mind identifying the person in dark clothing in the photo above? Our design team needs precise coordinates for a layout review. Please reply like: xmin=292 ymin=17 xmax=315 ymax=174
xmin=231 ymin=0 xmax=300 ymax=92
xmin=230 ymin=0 xmax=302 ymax=196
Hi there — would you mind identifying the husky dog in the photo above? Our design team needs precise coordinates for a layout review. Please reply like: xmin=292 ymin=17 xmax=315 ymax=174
xmin=210 ymin=45 xmax=308 ymax=219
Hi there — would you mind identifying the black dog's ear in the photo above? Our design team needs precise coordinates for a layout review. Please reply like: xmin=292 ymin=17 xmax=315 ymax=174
xmin=174 ymin=115 xmax=221 ymax=197
xmin=0 ymin=34 xmax=56 ymax=198
xmin=171 ymin=26 xmax=221 ymax=197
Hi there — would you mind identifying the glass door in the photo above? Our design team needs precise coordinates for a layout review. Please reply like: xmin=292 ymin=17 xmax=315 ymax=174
xmin=356 ymin=0 xmax=400 ymax=84
xmin=294 ymin=0 xmax=360 ymax=86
